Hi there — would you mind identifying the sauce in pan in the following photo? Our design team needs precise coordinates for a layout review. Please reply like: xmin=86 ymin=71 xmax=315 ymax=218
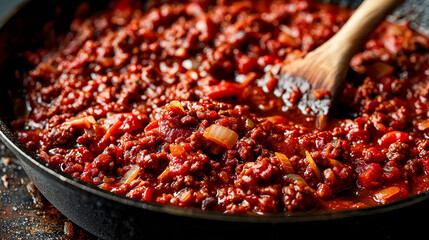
xmin=11 ymin=0 xmax=429 ymax=214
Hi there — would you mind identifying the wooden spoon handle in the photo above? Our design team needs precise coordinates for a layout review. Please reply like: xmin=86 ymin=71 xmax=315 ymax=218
xmin=328 ymin=0 xmax=405 ymax=57
xmin=297 ymin=0 xmax=405 ymax=93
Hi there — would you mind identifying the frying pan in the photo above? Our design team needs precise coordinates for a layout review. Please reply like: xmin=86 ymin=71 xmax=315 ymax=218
xmin=0 ymin=0 xmax=428 ymax=239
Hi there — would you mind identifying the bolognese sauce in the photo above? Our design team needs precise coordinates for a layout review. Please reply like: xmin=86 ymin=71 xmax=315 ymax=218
xmin=11 ymin=0 xmax=429 ymax=214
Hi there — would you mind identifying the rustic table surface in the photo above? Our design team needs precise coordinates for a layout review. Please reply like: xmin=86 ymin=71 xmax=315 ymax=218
xmin=0 ymin=143 xmax=97 ymax=240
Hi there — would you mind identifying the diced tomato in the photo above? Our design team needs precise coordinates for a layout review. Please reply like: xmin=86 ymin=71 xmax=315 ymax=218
xmin=378 ymin=131 xmax=409 ymax=148
xmin=103 ymin=113 xmax=148 ymax=134
xmin=264 ymin=76 xmax=278 ymax=92
xmin=358 ymin=163 xmax=384 ymax=188
xmin=313 ymin=89 xmax=331 ymax=99
xmin=363 ymin=147 xmax=385 ymax=163
xmin=234 ymin=52 xmax=257 ymax=74
xmin=257 ymin=55 xmax=275 ymax=66
xmin=169 ymin=144 xmax=186 ymax=156
xmin=144 ymin=120 xmax=160 ymax=132
xmin=203 ymin=80 xmax=243 ymax=99
xmin=103 ymin=120 xmax=123 ymax=142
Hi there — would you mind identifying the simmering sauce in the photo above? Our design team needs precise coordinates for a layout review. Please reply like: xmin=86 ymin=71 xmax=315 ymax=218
xmin=11 ymin=0 xmax=429 ymax=214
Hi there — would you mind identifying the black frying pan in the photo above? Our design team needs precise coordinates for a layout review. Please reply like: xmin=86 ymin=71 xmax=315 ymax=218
xmin=0 ymin=0 xmax=428 ymax=239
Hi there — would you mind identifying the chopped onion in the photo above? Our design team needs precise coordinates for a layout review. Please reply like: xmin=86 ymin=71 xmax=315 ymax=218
xmin=266 ymin=115 xmax=287 ymax=124
xmin=177 ymin=189 xmax=193 ymax=203
xmin=417 ymin=119 xmax=429 ymax=131
xmin=119 ymin=165 xmax=140 ymax=185
xmin=277 ymin=31 xmax=299 ymax=47
xmin=169 ymin=100 xmax=185 ymax=112
xmin=245 ymin=118 xmax=254 ymax=128
xmin=275 ymin=152 xmax=294 ymax=173
xmin=175 ymin=47 xmax=187 ymax=57
xmin=203 ymin=124 xmax=238 ymax=149
xmin=63 ymin=115 xmax=97 ymax=128
xmin=103 ymin=176 xmax=115 ymax=183
xmin=283 ymin=174 xmax=308 ymax=186
xmin=374 ymin=186 xmax=401 ymax=203
xmin=102 ymin=120 xmax=123 ymax=142
xmin=327 ymin=158 xmax=344 ymax=168
xmin=305 ymin=150 xmax=322 ymax=181
xmin=182 ymin=59 xmax=200 ymax=70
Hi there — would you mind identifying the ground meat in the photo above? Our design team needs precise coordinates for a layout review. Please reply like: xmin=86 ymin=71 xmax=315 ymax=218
xmin=282 ymin=183 xmax=317 ymax=212
xmin=11 ymin=0 xmax=429 ymax=214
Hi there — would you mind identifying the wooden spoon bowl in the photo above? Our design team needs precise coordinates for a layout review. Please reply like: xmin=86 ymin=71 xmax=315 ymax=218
xmin=276 ymin=0 xmax=405 ymax=119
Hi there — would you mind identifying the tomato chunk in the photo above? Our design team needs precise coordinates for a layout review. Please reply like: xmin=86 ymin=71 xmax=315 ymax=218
xmin=203 ymin=80 xmax=243 ymax=100
xmin=358 ymin=163 xmax=384 ymax=188
xmin=378 ymin=131 xmax=409 ymax=148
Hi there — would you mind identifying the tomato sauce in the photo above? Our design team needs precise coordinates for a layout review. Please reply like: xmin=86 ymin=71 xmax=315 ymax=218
xmin=11 ymin=0 xmax=429 ymax=214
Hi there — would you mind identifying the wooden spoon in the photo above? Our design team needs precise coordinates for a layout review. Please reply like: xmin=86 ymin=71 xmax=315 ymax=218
xmin=276 ymin=0 xmax=405 ymax=122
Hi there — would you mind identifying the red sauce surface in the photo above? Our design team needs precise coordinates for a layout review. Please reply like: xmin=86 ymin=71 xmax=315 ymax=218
xmin=11 ymin=0 xmax=429 ymax=214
